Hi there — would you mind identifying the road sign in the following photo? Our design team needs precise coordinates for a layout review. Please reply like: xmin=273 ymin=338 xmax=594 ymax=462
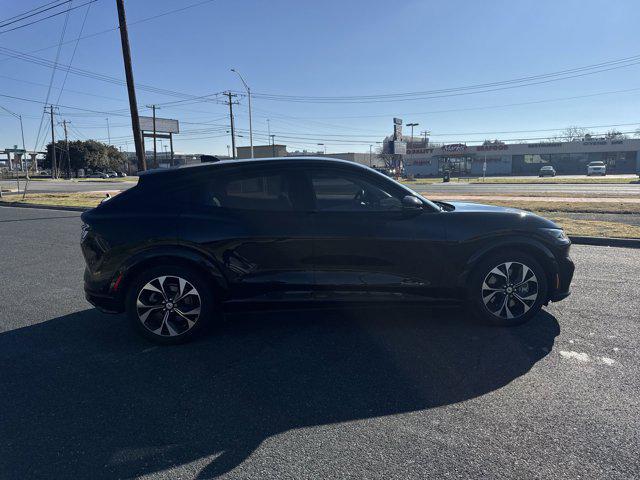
xmin=139 ymin=116 xmax=179 ymax=133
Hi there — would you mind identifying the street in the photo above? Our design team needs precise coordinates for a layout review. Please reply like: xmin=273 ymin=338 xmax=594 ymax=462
xmin=0 ymin=205 xmax=639 ymax=479
xmin=0 ymin=178 xmax=137 ymax=194
xmin=2 ymin=176 xmax=639 ymax=197
xmin=410 ymin=180 xmax=640 ymax=197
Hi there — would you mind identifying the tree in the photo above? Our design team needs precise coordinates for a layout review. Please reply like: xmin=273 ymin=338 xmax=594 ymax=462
xmin=559 ymin=126 xmax=591 ymax=142
xmin=604 ymin=129 xmax=628 ymax=140
xmin=43 ymin=139 xmax=127 ymax=175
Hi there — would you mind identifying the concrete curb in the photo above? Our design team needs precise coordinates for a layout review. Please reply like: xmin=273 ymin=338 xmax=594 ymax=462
xmin=569 ymin=235 xmax=640 ymax=248
xmin=0 ymin=201 xmax=89 ymax=212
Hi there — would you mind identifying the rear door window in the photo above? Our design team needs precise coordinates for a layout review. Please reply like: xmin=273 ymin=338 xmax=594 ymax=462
xmin=176 ymin=167 xmax=312 ymax=212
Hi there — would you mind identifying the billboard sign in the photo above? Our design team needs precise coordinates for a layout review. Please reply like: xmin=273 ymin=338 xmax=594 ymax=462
xmin=139 ymin=116 xmax=179 ymax=134
xmin=391 ymin=141 xmax=406 ymax=155
xmin=393 ymin=118 xmax=403 ymax=140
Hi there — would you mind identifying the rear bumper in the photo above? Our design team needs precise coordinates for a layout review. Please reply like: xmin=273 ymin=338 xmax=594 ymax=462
xmin=85 ymin=289 xmax=124 ymax=314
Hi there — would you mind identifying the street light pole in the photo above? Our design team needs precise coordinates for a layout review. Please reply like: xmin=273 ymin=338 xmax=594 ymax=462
xmin=407 ymin=122 xmax=419 ymax=143
xmin=1 ymin=106 xmax=28 ymax=175
xmin=231 ymin=69 xmax=253 ymax=159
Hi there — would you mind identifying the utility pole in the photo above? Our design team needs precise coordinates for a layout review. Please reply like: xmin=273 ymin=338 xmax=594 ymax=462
xmin=116 ymin=0 xmax=146 ymax=171
xmin=270 ymin=134 xmax=275 ymax=157
xmin=106 ymin=117 xmax=111 ymax=145
xmin=225 ymin=91 xmax=237 ymax=159
xmin=48 ymin=105 xmax=57 ymax=179
xmin=231 ymin=69 xmax=253 ymax=158
xmin=61 ymin=119 xmax=71 ymax=179
xmin=369 ymin=144 xmax=373 ymax=167
xmin=145 ymin=104 xmax=159 ymax=167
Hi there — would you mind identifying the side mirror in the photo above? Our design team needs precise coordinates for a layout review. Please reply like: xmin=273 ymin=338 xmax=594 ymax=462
xmin=402 ymin=195 xmax=423 ymax=209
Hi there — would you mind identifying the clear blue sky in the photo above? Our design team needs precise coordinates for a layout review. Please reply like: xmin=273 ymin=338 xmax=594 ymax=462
xmin=1 ymin=0 xmax=640 ymax=155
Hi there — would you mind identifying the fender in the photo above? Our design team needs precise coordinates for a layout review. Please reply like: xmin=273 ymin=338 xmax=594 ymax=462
xmin=456 ymin=234 xmax=559 ymax=289
xmin=111 ymin=244 xmax=229 ymax=302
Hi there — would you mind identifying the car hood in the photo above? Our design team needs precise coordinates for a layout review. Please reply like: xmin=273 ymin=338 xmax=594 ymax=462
xmin=446 ymin=201 xmax=523 ymax=213
xmin=443 ymin=201 xmax=559 ymax=229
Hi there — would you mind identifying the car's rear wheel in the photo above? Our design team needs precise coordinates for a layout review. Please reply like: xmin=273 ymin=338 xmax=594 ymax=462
xmin=125 ymin=265 xmax=216 ymax=344
xmin=469 ymin=252 xmax=548 ymax=326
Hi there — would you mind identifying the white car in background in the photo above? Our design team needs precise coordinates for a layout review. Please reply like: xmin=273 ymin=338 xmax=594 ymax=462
xmin=587 ymin=161 xmax=606 ymax=176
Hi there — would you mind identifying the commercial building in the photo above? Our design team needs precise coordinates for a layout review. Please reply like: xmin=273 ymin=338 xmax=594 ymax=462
xmin=237 ymin=144 xmax=288 ymax=159
xmin=403 ymin=138 xmax=640 ymax=177
xmin=236 ymin=144 xmax=386 ymax=167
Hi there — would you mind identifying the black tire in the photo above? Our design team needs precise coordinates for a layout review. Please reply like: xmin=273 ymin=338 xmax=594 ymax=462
xmin=125 ymin=264 xmax=218 ymax=344
xmin=468 ymin=251 xmax=548 ymax=326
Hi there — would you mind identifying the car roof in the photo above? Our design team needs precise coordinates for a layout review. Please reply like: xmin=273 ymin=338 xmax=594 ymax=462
xmin=139 ymin=156 xmax=373 ymax=178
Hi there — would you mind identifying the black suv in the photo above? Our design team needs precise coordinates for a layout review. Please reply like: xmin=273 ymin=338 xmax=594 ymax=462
xmin=81 ymin=157 xmax=574 ymax=344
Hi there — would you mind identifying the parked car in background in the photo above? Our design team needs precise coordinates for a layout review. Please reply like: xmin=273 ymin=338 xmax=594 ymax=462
xmin=587 ymin=161 xmax=606 ymax=176
xmin=87 ymin=172 xmax=109 ymax=179
xmin=117 ymin=171 xmax=127 ymax=177
xmin=538 ymin=166 xmax=556 ymax=177
xmin=81 ymin=157 xmax=574 ymax=344
xmin=107 ymin=170 xmax=118 ymax=178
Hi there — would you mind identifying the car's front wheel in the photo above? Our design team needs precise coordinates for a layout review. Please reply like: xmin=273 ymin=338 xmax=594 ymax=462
xmin=469 ymin=252 xmax=548 ymax=326
xmin=125 ymin=265 xmax=216 ymax=344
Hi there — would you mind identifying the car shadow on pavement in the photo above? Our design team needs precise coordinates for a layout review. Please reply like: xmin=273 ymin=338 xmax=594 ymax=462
xmin=0 ymin=305 xmax=559 ymax=479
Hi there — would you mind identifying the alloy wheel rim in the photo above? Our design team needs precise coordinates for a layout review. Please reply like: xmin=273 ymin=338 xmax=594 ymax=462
xmin=136 ymin=275 xmax=201 ymax=337
xmin=482 ymin=262 xmax=539 ymax=320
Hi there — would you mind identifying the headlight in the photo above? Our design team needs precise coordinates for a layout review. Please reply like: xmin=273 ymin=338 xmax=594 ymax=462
xmin=540 ymin=228 xmax=569 ymax=243
xmin=81 ymin=223 xmax=90 ymax=242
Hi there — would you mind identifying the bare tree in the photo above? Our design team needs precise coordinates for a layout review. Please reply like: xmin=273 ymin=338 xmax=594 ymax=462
xmin=604 ymin=129 xmax=628 ymax=140
xmin=559 ymin=126 xmax=591 ymax=142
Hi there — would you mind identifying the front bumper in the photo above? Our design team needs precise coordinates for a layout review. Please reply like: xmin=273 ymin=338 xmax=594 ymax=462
xmin=550 ymin=253 xmax=575 ymax=302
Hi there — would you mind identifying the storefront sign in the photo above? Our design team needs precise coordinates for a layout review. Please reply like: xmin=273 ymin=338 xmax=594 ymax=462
xmin=527 ymin=142 xmax=562 ymax=148
xmin=407 ymin=148 xmax=434 ymax=155
xmin=476 ymin=144 xmax=508 ymax=151
xmin=442 ymin=143 xmax=467 ymax=152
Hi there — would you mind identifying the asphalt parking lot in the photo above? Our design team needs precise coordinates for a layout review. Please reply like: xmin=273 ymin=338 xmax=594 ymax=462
xmin=1 ymin=206 xmax=639 ymax=479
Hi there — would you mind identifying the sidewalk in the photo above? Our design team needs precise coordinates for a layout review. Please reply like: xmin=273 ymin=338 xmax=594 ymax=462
xmin=428 ymin=195 xmax=640 ymax=204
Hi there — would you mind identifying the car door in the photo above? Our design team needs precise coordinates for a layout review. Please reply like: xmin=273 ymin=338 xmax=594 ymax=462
xmin=307 ymin=166 xmax=447 ymax=302
xmin=177 ymin=164 xmax=316 ymax=303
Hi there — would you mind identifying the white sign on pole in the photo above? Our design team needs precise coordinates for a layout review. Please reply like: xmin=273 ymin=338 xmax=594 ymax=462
xmin=139 ymin=116 xmax=179 ymax=133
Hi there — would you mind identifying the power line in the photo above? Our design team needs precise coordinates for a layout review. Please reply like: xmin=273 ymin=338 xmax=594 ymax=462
xmin=0 ymin=46 xmax=227 ymax=103
xmin=0 ymin=1 xmax=71 ymax=28
xmin=249 ymin=53 xmax=640 ymax=103
xmin=54 ymin=1 xmax=93 ymax=106
xmin=0 ymin=0 xmax=218 ymax=60
xmin=0 ymin=0 xmax=97 ymax=35
xmin=32 ymin=1 xmax=73 ymax=153
xmin=0 ymin=93 xmax=130 ymax=116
